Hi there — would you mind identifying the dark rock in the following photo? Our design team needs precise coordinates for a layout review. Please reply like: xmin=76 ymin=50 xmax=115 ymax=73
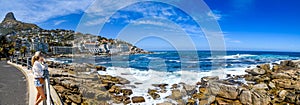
xmin=121 ymin=89 xmax=133 ymax=96
xmin=132 ymin=96 xmax=145 ymax=103
xmin=148 ymin=89 xmax=160 ymax=100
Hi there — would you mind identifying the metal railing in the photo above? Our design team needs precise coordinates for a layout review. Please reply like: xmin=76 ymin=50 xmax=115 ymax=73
xmin=10 ymin=56 xmax=61 ymax=105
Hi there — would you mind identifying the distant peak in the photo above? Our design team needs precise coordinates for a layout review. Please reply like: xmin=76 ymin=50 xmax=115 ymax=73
xmin=3 ymin=12 xmax=16 ymax=22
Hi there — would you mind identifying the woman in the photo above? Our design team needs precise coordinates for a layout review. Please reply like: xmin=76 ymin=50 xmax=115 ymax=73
xmin=32 ymin=51 xmax=47 ymax=105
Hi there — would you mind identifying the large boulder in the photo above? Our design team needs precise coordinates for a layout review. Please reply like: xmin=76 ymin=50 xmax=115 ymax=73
xmin=198 ymin=95 xmax=215 ymax=105
xmin=208 ymin=81 xmax=239 ymax=99
xmin=251 ymin=90 xmax=271 ymax=105
xmin=258 ymin=64 xmax=270 ymax=71
xmin=253 ymin=83 xmax=269 ymax=90
xmin=239 ymin=90 xmax=252 ymax=105
xmin=95 ymin=91 xmax=111 ymax=101
xmin=169 ymin=89 xmax=183 ymax=100
xmin=271 ymin=73 xmax=291 ymax=79
xmin=245 ymin=68 xmax=266 ymax=75
xmin=183 ymin=84 xmax=197 ymax=95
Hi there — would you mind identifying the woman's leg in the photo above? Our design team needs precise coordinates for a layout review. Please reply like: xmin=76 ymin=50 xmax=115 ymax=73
xmin=35 ymin=86 xmax=46 ymax=105
xmin=35 ymin=92 xmax=40 ymax=101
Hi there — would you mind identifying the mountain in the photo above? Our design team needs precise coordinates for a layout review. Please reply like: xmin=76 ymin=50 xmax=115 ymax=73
xmin=0 ymin=12 xmax=40 ymax=35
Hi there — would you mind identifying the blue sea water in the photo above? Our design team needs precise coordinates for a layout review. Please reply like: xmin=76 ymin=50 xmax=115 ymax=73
xmin=51 ymin=51 xmax=300 ymax=72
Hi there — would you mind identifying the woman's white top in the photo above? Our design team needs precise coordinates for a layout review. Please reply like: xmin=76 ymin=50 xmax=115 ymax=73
xmin=32 ymin=61 xmax=48 ymax=78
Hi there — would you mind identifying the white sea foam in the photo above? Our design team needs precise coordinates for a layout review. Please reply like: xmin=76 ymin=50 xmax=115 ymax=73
xmin=223 ymin=54 xmax=257 ymax=59
xmin=98 ymin=65 xmax=253 ymax=104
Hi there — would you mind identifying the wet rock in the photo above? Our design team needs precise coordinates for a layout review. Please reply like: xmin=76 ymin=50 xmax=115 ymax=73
xmin=132 ymin=96 xmax=145 ymax=103
xmin=148 ymin=89 xmax=160 ymax=100
xmin=245 ymin=68 xmax=266 ymax=75
xmin=171 ymin=84 xmax=179 ymax=89
xmin=108 ymin=85 xmax=121 ymax=94
xmin=152 ymin=84 xmax=168 ymax=90
xmin=121 ymin=89 xmax=133 ymax=96
xmin=112 ymin=95 xmax=130 ymax=104
xmin=95 ymin=66 xmax=106 ymax=71
xmin=199 ymin=87 xmax=207 ymax=94
xmin=186 ymin=99 xmax=196 ymax=105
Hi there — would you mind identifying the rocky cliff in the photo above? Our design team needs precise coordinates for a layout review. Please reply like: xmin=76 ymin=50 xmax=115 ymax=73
xmin=0 ymin=12 xmax=40 ymax=35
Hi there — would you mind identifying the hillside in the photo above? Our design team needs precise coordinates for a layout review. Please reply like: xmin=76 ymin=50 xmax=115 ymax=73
xmin=0 ymin=12 xmax=40 ymax=35
xmin=0 ymin=12 xmax=148 ymax=57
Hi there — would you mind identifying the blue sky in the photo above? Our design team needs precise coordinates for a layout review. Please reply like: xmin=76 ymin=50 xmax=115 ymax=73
xmin=1 ymin=0 xmax=300 ymax=51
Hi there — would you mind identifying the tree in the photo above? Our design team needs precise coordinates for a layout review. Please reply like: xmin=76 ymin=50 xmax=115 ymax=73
xmin=8 ymin=48 xmax=15 ymax=56
xmin=20 ymin=46 xmax=27 ymax=57
xmin=30 ymin=49 xmax=36 ymax=55
xmin=0 ymin=47 xmax=3 ymax=57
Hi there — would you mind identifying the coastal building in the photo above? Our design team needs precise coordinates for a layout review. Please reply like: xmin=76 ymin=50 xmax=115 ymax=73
xmin=51 ymin=46 xmax=73 ymax=54
xmin=30 ymin=35 xmax=49 ymax=53
xmin=82 ymin=42 xmax=103 ymax=54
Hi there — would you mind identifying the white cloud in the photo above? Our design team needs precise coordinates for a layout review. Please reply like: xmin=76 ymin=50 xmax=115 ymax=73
xmin=225 ymin=38 xmax=242 ymax=43
xmin=0 ymin=0 xmax=94 ymax=23
xmin=54 ymin=20 xmax=67 ymax=26
xmin=207 ymin=10 xmax=222 ymax=21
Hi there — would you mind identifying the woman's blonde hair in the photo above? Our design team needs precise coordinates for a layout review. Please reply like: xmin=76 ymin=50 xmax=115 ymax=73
xmin=31 ymin=51 xmax=41 ymax=65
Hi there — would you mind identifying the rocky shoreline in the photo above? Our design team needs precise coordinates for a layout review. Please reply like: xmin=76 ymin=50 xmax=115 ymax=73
xmin=46 ymin=60 xmax=300 ymax=105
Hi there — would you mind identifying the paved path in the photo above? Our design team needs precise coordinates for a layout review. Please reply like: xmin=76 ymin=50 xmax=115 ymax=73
xmin=0 ymin=61 xmax=28 ymax=105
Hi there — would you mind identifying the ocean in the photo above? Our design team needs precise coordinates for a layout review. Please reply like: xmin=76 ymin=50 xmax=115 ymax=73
xmin=49 ymin=51 xmax=300 ymax=104
xmin=52 ymin=51 xmax=300 ymax=72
